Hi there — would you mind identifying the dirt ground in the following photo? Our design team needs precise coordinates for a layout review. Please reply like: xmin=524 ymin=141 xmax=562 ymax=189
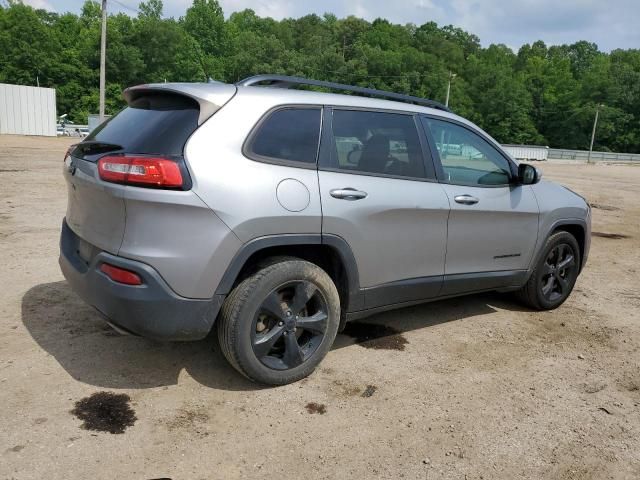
xmin=1 ymin=134 xmax=639 ymax=480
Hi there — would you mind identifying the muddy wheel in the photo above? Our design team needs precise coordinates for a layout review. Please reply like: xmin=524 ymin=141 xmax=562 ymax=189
xmin=217 ymin=259 xmax=340 ymax=385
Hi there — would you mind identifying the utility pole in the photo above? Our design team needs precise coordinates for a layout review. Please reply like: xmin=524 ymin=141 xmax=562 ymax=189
xmin=445 ymin=71 xmax=456 ymax=108
xmin=99 ymin=0 xmax=107 ymax=122
xmin=587 ymin=104 xmax=602 ymax=164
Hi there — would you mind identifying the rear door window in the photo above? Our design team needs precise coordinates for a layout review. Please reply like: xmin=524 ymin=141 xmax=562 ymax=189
xmin=246 ymin=107 xmax=321 ymax=165
xmin=328 ymin=110 xmax=427 ymax=179
xmin=77 ymin=93 xmax=200 ymax=159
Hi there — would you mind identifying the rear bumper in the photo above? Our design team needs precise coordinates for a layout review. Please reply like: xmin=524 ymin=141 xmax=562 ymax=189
xmin=59 ymin=219 xmax=223 ymax=341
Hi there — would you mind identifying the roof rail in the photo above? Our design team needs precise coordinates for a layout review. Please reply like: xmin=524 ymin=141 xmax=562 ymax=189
xmin=236 ymin=74 xmax=452 ymax=112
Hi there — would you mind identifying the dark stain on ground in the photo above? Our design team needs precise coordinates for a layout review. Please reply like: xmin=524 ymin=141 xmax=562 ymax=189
xmin=592 ymin=232 xmax=629 ymax=239
xmin=331 ymin=379 xmax=361 ymax=397
xmin=618 ymin=375 xmax=640 ymax=392
xmin=361 ymin=385 xmax=378 ymax=398
xmin=589 ymin=203 xmax=620 ymax=211
xmin=6 ymin=445 xmax=25 ymax=453
xmin=166 ymin=407 xmax=209 ymax=432
xmin=342 ymin=321 xmax=409 ymax=351
xmin=305 ymin=402 xmax=327 ymax=414
xmin=71 ymin=391 xmax=137 ymax=434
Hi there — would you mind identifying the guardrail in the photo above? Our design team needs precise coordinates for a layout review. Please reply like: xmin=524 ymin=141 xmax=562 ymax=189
xmin=57 ymin=124 xmax=89 ymax=137
xmin=547 ymin=148 xmax=640 ymax=163
xmin=500 ymin=145 xmax=640 ymax=163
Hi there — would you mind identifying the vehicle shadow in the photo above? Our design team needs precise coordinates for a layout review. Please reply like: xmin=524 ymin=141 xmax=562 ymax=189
xmin=22 ymin=281 xmax=529 ymax=390
xmin=331 ymin=289 xmax=531 ymax=350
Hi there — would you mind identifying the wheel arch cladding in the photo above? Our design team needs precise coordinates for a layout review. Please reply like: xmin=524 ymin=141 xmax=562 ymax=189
xmin=214 ymin=234 xmax=363 ymax=312
xmin=551 ymin=223 xmax=586 ymax=271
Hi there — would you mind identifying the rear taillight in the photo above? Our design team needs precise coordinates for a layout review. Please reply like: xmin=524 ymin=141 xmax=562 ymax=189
xmin=100 ymin=263 xmax=143 ymax=285
xmin=98 ymin=155 xmax=183 ymax=188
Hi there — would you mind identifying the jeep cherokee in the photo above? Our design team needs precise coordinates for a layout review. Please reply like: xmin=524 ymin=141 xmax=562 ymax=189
xmin=59 ymin=75 xmax=591 ymax=385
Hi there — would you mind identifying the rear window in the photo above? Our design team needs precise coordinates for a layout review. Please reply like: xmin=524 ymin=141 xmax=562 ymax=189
xmin=246 ymin=107 xmax=321 ymax=165
xmin=81 ymin=93 xmax=199 ymax=157
xmin=329 ymin=110 xmax=426 ymax=179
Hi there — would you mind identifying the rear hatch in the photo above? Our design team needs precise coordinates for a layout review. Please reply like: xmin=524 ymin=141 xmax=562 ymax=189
xmin=63 ymin=83 xmax=236 ymax=255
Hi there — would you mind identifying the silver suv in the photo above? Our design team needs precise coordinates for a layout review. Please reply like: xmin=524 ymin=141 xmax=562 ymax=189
xmin=60 ymin=75 xmax=591 ymax=385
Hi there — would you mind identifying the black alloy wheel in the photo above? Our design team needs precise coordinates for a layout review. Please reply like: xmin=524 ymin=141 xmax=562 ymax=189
xmin=539 ymin=243 xmax=577 ymax=303
xmin=218 ymin=259 xmax=340 ymax=385
xmin=516 ymin=231 xmax=581 ymax=310
xmin=251 ymin=281 xmax=329 ymax=370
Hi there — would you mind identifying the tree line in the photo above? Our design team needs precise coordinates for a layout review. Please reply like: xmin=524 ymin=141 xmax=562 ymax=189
xmin=1 ymin=0 xmax=639 ymax=152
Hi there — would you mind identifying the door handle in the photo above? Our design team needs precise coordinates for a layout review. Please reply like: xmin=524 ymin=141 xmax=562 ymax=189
xmin=330 ymin=188 xmax=368 ymax=200
xmin=454 ymin=194 xmax=479 ymax=205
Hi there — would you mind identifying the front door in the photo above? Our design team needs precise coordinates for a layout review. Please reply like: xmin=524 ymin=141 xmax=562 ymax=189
xmin=319 ymin=108 xmax=450 ymax=309
xmin=422 ymin=116 xmax=539 ymax=295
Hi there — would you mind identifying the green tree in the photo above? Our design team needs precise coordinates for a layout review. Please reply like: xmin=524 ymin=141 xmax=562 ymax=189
xmin=465 ymin=45 xmax=542 ymax=143
xmin=1 ymin=0 xmax=639 ymax=152
xmin=0 ymin=3 xmax=61 ymax=86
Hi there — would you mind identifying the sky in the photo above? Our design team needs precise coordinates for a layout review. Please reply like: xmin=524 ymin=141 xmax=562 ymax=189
xmin=22 ymin=0 xmax=640 ymax=52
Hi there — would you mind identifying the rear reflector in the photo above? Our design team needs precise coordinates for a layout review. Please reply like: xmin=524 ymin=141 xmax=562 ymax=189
xmin=100 ymin=263 xmax=143 ymax=285
xmin=98 ymin=155 xmax=183 ymax=188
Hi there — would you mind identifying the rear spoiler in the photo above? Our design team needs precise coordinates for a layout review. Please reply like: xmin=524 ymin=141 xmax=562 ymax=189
xmin=123 ymin=82 xmax=237 ymax=125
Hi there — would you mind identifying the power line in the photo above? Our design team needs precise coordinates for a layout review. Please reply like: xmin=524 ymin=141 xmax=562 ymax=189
xmin=110 ymin=0 xmax=140 ymax=15
xmin=110 ymin=0 xmax=168 ymax=18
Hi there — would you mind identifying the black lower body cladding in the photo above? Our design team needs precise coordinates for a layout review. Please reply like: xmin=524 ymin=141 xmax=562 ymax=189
xmin=59 ymin=219 xmax=223 ymax=341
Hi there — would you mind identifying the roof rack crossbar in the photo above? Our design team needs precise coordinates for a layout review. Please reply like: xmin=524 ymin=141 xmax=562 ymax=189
xmin=236 ymin=74 xmax=451 ymax=112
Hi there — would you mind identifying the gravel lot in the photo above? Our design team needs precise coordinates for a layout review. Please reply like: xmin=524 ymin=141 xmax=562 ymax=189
xmin=1 ymin=135 xmax=639 ymax=480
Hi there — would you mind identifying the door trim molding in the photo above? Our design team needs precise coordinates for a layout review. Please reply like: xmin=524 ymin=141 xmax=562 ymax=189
xmin=362 ymin=275 xmax=443 ymax=309
xmin=440 ymin=270 xmax=528 ymax=296
xmin=350 ymin=269 xmax=527 ymax=319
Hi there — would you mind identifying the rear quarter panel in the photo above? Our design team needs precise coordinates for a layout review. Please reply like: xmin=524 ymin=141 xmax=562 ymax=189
xmin=118 ymin=188 xmax=241 ymax=299
xmin=184 ymin=90 xmax=322 ymax=242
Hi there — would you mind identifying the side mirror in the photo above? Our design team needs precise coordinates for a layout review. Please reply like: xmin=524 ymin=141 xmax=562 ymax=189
xmin=518 ymin=163 xmax=542 ymax=185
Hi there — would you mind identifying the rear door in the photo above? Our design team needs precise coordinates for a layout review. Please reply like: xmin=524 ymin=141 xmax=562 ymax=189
xmin=318 ymin=108 xmax=450 ymax=309
xmin=64 ymin=150 xmax=126 ymax=255
xmin=421 ymin=116 xmax=539 ymax=294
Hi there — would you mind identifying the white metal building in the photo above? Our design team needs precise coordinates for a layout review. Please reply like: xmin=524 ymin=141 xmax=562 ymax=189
xmin=0 ymin=83 xmax=57 ymax=137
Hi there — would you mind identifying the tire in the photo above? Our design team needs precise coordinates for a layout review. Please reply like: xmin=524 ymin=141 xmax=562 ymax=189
xmin=217 ymin=259 xmax=340 ymax=385
xmin=516 ymin=231 xmax=581 ymax=310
